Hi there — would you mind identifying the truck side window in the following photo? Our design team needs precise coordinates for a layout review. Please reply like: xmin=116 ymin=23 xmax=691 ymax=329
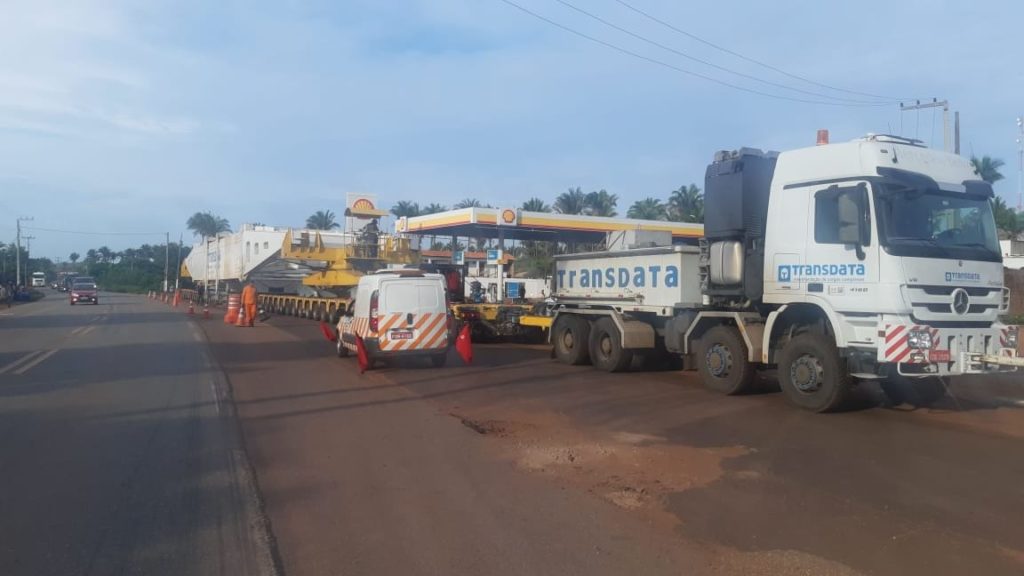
xmin=814 ymin=185 xmax=870 ymax=246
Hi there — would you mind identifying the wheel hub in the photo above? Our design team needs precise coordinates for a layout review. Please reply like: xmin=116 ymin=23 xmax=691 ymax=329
xmin=600 ymin=335 xmax=612 ymax=356
xmin=790 ymin=354 xmax=824 ymax=393
xmin=705 ymin=344 xmax=732 ymax=377
xmin=563 ymin=331 xmax=575 ymax=349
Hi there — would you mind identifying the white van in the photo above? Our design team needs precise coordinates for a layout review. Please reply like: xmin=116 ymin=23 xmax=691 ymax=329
xmin=336 ymin=271 xmax=452 ymax=366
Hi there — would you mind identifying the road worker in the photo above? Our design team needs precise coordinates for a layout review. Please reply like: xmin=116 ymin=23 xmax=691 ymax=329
xmin=241 ymin=281 xmax=258 ymax=327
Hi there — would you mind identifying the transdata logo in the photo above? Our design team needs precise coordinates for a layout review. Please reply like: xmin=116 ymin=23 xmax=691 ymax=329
xmin=777 ymin=263 xmax=866 ymax=282
xmin=944 ymin=271 xmax=981 ymax=283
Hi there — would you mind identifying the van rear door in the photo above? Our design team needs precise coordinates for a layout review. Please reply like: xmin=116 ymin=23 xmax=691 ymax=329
xmin=378 ymin=278 xmax=448 ymax=352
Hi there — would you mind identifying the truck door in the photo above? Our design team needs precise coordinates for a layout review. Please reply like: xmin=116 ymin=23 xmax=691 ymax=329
xmin=802 ymin=181 xmax=879 ymax=311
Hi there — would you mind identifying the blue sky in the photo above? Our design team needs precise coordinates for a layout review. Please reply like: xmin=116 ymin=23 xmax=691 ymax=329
xmin=2 ymin=0 xmax=1023 ymax=259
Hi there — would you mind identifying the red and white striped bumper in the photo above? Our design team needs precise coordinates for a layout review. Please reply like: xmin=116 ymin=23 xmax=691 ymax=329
xmin=880 ymin=322 xmax=1016 ymax=374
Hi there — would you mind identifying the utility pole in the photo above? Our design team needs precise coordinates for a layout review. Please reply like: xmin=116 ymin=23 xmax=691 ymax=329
xmin=1016 ymin=115 xmax=1023 ymax=212
xmin=164 ymin=232 xmax=170 ymax=293
xmin=175 ymin=233 xmax=183 ymax=291
xmin=24 ymin=235 xmax=35 ymax=281
xmin=900 ymin=99 xmax=956 ymax=153
xmin=15 ymin=216 xmax=33 ymax=286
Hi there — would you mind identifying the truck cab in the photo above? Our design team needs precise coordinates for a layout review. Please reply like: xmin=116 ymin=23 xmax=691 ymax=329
xmin=335 ymin=270 xmax=452 ymax=367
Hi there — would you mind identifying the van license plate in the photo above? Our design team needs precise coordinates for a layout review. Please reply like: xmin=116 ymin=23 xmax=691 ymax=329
xmin=390 ymin=330 xmax=414 ymax=340
xmin=929 ymin=349 xmax=951 ymax=363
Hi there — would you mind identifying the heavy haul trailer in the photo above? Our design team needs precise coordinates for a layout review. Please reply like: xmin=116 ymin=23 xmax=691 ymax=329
xmin=545 ymin=134 xmax=1021 ymax=412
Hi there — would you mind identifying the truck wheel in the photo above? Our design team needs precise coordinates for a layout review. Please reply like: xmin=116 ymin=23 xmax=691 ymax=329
xmin=880 ymin=376 xmax=946 ymax=407
xmin=553 ymin=315 xmax=591 ymax=365
xmin=695 ymin=325 xmax=755 ymax=395
xmin=336 ymin=334 xmax=349 ymax=358
xmin=589 ymin=317 xmax=633 ymax=372
xmin=778 ymin=332 xmax=852 ymax=412
xmin=430 ymin=353 xmax=448 ymax=368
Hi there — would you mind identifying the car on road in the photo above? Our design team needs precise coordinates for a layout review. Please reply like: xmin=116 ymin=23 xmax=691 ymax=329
xmin=69 ymin=278 xmax=99 ymax=305
xmin=336 ymin=270 xmax=452 ymax=366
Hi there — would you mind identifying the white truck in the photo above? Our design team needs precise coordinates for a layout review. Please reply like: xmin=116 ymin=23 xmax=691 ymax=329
xmin=548 ymin=134 xmax=1020 ymax=412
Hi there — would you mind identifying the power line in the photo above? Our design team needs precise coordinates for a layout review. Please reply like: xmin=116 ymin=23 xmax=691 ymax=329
xmin=550 ymin=0 xmax=886 ymax=105
xmin=496 ymin=0 xmax=891 ymax=107
xmin=610 ymin=0 xmax=906 ymax=102
xmin=24 ymin=226 xmax=167 ymax=237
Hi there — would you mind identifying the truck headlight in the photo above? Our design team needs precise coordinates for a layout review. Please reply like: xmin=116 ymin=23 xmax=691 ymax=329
xmin=907 ymin=329 xmax=932 ymax=349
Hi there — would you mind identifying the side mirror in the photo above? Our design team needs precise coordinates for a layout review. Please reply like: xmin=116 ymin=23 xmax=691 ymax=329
xmin=836 ymin=185 xmax=870 ymax=259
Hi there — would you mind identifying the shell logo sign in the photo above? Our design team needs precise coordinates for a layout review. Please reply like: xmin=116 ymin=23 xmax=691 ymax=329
xmin=351 ymin=198 xmax=376 ymax=211
xmin=499 ymin=208 xmax=518 ymax=226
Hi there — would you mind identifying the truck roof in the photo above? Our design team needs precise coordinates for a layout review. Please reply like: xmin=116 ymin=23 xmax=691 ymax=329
xmin=773 ymin=135 xmax=979 ymax=192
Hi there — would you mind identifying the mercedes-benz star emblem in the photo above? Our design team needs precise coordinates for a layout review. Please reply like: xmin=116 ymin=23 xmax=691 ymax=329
xmin=951 ymin=288 xmax=970 ymax=315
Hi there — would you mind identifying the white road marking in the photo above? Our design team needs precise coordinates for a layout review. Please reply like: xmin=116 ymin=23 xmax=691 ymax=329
xmin=210 ymin=381 xmax=221 ymax=415
xmin=70 ymin=326 xmax=86 ymax=336
xmin=0 ymin=350 xmax=44 ymax=375
xmin=12 ymin=349 xmax=59 ymax=375
xmin=79 ymin=326 xmax=96 ymax=336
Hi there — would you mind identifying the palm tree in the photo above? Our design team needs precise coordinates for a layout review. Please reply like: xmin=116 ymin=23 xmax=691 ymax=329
xmin=970 ymin=156 xmax=1005 ymax=184
xmin=421 ymin=203 xmax=447 ymax=215
xmin=627 ymin=198 xmax=667 ymax=220
xmin=991 ymin=196 xmax=1020 ymax=236
xmin=69 ymin=252 xmax=80 ymax=264
xmin=454 ymin=198 xmax=483 ymax=209
xmin=186 ymin=212 xmax=231 ymax=238
xmin=584 ymin=189 xmax=618 ymax=217
xmin=554 ymin=187 xmax=587 ymax=215
xmin=97 ymin=246 xmax=113 ymax=263
xmin=521 ymin=197 xmax=551 ymax=213
xmin=667 ymin=184 xmax=704 ymax=223
xmin=306 ymin=209 xmax=340 ymax=230
xmin=390 ymin=201 xmax=421 ymax=219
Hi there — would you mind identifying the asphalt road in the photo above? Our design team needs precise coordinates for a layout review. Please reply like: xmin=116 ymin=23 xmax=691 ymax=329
xmin=204 ymin=311 xmax=1024 ymax=576
xmin=0 ymin=292 xmax=276 ymax=576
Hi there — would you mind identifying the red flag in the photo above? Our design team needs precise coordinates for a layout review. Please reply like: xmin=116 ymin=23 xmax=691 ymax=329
xmin=455 ymin=324 xmax=473 ymax=365
xmin=355 ymin=335 xmax=370 ymax=373
xmin=319 ymin=321 xmax=337 ymax=342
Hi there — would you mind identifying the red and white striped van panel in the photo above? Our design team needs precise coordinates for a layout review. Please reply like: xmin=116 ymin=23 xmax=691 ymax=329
xmin=377 ymin=312 xmax=449 ymax=352
xmin=883 ymin=324 xmax=939 ymax=364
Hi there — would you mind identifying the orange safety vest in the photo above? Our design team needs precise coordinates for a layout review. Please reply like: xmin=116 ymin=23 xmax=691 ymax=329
xmin=241 ymin=285 xmax=257 ymax=305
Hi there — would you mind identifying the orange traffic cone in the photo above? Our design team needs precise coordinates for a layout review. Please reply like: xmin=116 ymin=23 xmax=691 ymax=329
xmin=173 ymin=291 xmax=181 ymax=307
xmin=235 ymin=305 xmax=247 ymax=327
xmin=203 ymin=306 xmax=210 ymax=320
xmin=187 ymin=303 xmax=195 ymax=315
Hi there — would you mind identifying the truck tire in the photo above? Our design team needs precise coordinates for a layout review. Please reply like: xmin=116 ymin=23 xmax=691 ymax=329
xmin=778 ymin=332 xmax=852 ymax=412
xmin=553 ymin=315 xmax=591 ymax=365
xmin=880 ymin=376 xmax=946 ymax=407
xmin=336 ymin=333 xmax=349 ymax=358
xmin=589 ymin=317 xmax=633 ymax=372
xmin=695 ymin=325 xmax=755 ymax=395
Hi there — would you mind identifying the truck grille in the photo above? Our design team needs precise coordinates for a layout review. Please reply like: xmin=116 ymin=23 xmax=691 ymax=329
xmin=902 ymin=284 xmax=1007 ymax=323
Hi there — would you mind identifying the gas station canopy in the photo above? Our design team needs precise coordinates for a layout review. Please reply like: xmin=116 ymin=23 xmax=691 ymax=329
xmin=395 ymin=207 xmax=703 ymax=244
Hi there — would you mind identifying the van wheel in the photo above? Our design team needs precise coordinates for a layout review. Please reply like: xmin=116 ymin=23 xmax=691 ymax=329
xmin=778 ymin=332 xmax=852 ymax=412
xmin=880 ymin=376 xmax=946 ymax=407
xmin=589 ymin=318 xmax=633 ymax=372
xmin=336 ymin=333 xmax=348 ymax=358
xmin=430 ymin=353 xmax=447 ymax=368
xmin=695 ymin=326 xmax=755 ymax=395
xmin=553 ymin=315 xmax=591 ymax=365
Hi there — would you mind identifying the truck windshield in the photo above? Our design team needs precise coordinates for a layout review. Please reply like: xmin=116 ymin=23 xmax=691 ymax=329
xmin=874 ymin=185 xmax=1001 ymax=262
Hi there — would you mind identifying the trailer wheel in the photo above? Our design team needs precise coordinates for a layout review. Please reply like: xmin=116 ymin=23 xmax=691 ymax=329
xmin=553 ymin=315 xmax=591 ymax=365
xmin=695 ymin=326 xmax=755 ymax=395
xmin=880 ymin=376 xmax=946 ymax=407
xmin=589 ymin=318 xmax=633 ymax=372
xmin=778 ymin=332 xmax=852 ymax=412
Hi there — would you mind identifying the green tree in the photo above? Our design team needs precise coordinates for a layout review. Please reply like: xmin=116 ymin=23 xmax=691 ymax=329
xmin=187 ymin=212 xmax=231 ymax=238
xmin=521 ymin=197 xmax=551 ymax=212
xmin=554 ymin=187 xmax=587 ymax=215
xmin=454 ymin=198 xmax=483 ymax=209
xmin=627 ymin=198 xmax=667 ymax=220
xmin=390 ymin=201 xmax=421 ymax=219
xmin=991 ymin=196 xmax=1020 ymax=236
xmin=306 ymin=209 xmax=340 ymax=230
xmin=69 ymin=252 xmax=80 ymax=264
xmin=667 ymin=183 xmax=704 ymax=223
xmin=421 ymin=203 xmax=447 ymax=215
xmin=584 ymin=189 xmax=618 ymax=217
xmin=970 ymin=156 xmax=1005 ymax=184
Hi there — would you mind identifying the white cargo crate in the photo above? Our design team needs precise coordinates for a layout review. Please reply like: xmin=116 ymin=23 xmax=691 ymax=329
xmin=553 ymin=246 xmax=702 ymax=310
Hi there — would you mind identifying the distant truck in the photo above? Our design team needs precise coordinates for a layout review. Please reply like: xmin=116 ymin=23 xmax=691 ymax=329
xmin=544 ymin=134 xmax=1020 ymax=412
xmin=30 ymin=272 xmax=46 ymax=288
